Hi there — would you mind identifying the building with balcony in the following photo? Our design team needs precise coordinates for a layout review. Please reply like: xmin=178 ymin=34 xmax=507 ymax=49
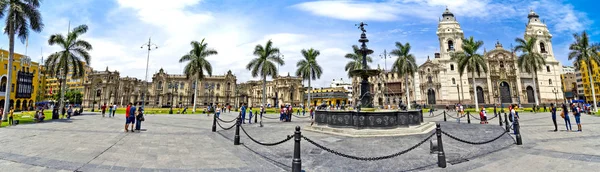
xmin=577 ymin=60 xmax=600 ymax=104
xmin=305 ymin=87 xmax=348 ymax=107
xmin=0 ymin=49 xmax=41 ymax=111
xmin=44 ymin=62 xmax=92 ymax=98
xmin=561 ymin=66 xmax=578 ymax=102
xmin=238 ymin=73 xmax=303 ymax=108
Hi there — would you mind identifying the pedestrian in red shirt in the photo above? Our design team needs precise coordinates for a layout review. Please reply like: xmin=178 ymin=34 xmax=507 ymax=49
xmin=125 ymin=104 xmax=132 ymax=132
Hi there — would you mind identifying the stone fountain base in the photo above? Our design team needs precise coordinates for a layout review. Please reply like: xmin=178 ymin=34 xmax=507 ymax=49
xmin=305 ymin=110 xmax=435 ymax=137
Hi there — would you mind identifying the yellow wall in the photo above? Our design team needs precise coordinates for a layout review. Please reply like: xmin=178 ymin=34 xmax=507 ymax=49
xmin=44 ymin=62 xmax=90 ymax=97
xmin=0 ymin=49 xmax=40 ymax=110
xmin=579 ymin=60 xmax=600 ymax=102
xmin=305 ymin=87 xmax=349 ymax=106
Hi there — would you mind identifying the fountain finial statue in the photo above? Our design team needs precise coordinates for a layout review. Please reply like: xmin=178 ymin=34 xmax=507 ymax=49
xmin=356 ymin=22 xmax=367 ymax=33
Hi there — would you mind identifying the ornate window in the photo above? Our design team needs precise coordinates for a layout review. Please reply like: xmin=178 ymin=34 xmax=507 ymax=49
xmin=549 ymin=79 xmax=552 ymax=85
xmin=540 ymin=42 xmax=547 ymax=53
xmin=546 ymin=66 xmax=550 ymax=72
xmin=450 ymin=64 xmax=454 ymax=71
xmin=427 ymin=76 xmax=433 ymax=83
xmin=452 ymin=78 xmax=456 ymax=85
xmin=448 ymin=40 xmax=454 ymax=51
xmin=500 ymin=61 xmax=504 ymax=68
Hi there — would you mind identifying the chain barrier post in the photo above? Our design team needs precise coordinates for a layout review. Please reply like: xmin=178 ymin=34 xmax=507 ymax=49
xmin=436 ymin=123 xmax=446 ymax=168
xmin=255 ymin=111 xmax=258 ymax=124
xmin=420 ymin=109 xmax=424 ymax=123
xmin=504 ymin=113 xmax=509 ymax=132
xmin=292 ymin=126 xmax=302 ymax=172
xmin=467 ymin=111 xmax=471 ymax=124
xmin=498 ymin=112 xmax=503 ymax=126
xmin=514 ymin=116 xmax=522 ymax=145
xmin=234 ymin=116 xmax=241 ymax=145
xmin=443 ymin=110 xmax=447 ymax=122
xmin=212 ymin=113 xmax=217 ymax=132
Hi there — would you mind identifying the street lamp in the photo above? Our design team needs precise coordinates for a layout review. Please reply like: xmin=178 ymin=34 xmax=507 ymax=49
xmin=140 ymin=37 xmax=158 ymax=110
xmin=276 ymin=53 xmax=284 ymax=107
xmin=552 ymin=87 xmax=559 ymax=106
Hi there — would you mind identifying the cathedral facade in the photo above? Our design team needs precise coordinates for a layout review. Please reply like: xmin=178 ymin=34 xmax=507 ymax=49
xmin=414 ymin=9 xmax=564 ymax=107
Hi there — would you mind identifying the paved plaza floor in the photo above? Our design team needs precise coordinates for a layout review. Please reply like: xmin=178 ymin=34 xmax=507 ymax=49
xmin=0 ymin=110 xmax=598 ymax=171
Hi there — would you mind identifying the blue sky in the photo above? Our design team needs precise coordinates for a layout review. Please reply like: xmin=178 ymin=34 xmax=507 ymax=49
xmin=0 ymin=0 xmax=597 ymax=87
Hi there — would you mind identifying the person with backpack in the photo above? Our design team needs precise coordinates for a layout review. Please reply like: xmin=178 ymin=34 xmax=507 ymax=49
xmin=574 ymin=104 xmax=582 ymax=132
xmin=562 ymin=103 xmax=572 ymax=131
xmin=551 ymin=103 xmax=557 ymax=132
xmin=108 ymin=104 xmax=113 ymax=118
xmin=136 ymin=104 xmax=144 ymax=131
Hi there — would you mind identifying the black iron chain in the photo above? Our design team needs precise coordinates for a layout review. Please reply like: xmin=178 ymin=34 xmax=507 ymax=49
xmin=441 ymin=130 xmax=507 ymax=145
xmin=301 ymin=132 xmax=435 ymax=161
xmin=292 ymin=114 xmax=311 ymax=118
xmin=487 ymin=115 xmax=498 ymax=121
xmin=447 ymin=114 xmax=465 ymax=119
xmin=423 ymin=112 xmax=444 ymax=118
xmin=469 ymin=114 xmax=481 ymax=120
xmin=262 ymin=115 xmax=280 ymax=119
xmin=217 ymin=115 xmax=240 ymax=123
xmin=240 ymin=125 xmax=293 ymax=146
xmin=216 ymin=119 xmax=237 ymax=130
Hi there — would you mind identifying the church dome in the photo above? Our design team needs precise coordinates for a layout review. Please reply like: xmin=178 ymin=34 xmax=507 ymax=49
xmin=528 ymin=9 xmax=539 ymax=18
xmin=442 ymin=7 xmax=454 ymax=17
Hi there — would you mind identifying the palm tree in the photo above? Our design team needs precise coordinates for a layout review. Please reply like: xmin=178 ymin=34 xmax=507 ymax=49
xmin=452 ymin=37 xmax=487 ymax=112
xmin=0 ymin=0 xmax=44 ymax=120
xmin=391 ymin=42 xmax=417 ymax=109
xmin=45 ymin=24 xmax=92 ymax=117
xmin=179 ymin=38 xmax=215 ymax=113
xmin=246 ymin=40 xmax=284 ymax=107
xmin=569 ymin=31 xmax=600 ymax=112
xmin=344 ymin=45 xmax=373 ymax=77
xmin=295 ymin=48 xmax=323 ymax=108
xmin=515 ymin=37 xmax=546 ymax=106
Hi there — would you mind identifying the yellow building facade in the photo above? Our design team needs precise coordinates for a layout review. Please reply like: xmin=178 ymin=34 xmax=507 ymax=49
xmin=305 ymin=87 xmax=349 ymax=107
xmin=44 ymin=62 xmax=91 ymax=98
xmin=578 ymin=60 xmax=600 ymax=103
xmin=0 ymin=49 xmax=40 ymax=111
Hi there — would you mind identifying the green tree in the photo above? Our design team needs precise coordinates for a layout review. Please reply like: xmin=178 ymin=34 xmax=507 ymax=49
xmin=44 ymin=24 xmax=92 ymax=117
xmin=391 ymin=42 xmax=417 ymax=109
xmin=246 ymin=40 xmax=284 ymax=107
xmin=179 ymin=38 xmax=215 ymax=113
xmin=344 ymin=45 xmax=373 ymax=77
xmin=0 ymin=0 xmax=44 ymax=120
xmin=569 ymin=31 xmax=600 ymax=112
xmin=295 ymin=48 xmax=323 ymax=108
xmin=515 ymin=37 xmax=546 ymax=106
xmin=452 ymin=37 xmax=488 ymax=112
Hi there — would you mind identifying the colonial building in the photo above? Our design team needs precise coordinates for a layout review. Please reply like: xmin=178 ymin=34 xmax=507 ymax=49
xmin=561 ymin=66 xmax=578 ymax=102
xmin=0 ymin=49 xmax=40 ymax=110
xmin=352 ymin=69 xmax=413 ymax=108
xmin=412 ymin=8 xmax=563 ymax=107
xmin=45 ymin=62 xmax=92 ymax=98
xmin=238 ymin=73 xmax=304 ymax=107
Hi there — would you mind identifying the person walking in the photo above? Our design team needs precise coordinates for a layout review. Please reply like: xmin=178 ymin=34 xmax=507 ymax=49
xmin=108 ymin=104 xmax=113 ymax=118
xmin=128 ymin=103 xmax=137 ymax=132
xmin=112 ymin=104 xmax=117 ymax=117
xmin=562 ymin=103 xmax=572 ymax=131
xmin=240 ymin=103 xmax=246 ymax=124
xmin=67 ymin=105 xmax=73 ymax=119
xmin=101 ymin=103 xmax=107 ymax=117
xmin=215 ymin=107 xmax=221 ymax=118
xmin=136 ymin=103 xmax=143 ymax=131
xmin=429 ymin=108 xmax=434 ymax=116
xmin=551 ymin=104 xmax=557 ymax=132
xmin=574 ymin=104 xmax=582 ymax=132
xmin=8 ymin=107 xmax=14 ymax=126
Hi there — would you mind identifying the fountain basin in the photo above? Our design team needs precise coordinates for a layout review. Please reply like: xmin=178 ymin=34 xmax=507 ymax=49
xmin=314 ymin=110 xmax=424 ymax=129
xmin=349 ymin=69 xmax=381 ymax=77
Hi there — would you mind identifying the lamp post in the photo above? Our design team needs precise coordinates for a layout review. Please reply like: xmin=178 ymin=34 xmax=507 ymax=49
xmin=552 ymin=87 xmax=559 ymax=106
xmin=205 ymin=83 xmax=215 ymax=109
xmin=456 ymin=84 xmax=461 ymax=104
xmin=380 ymin=49 xmax=389 ymax=105
xmin=276 ymin=53 xmax=284 ymax=107
xmin=140 ymin=37 xmax=158 ymax=110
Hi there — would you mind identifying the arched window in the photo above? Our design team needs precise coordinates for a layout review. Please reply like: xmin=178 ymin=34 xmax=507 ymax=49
xmin=546 ymin=66 xmax=550 ymax=72
xmin=549 ymin=79 xmax=552 ymax=85
xmin=448 ymin=40 xmax=454 ymax=51
xmin=499 ymin=61 xmax=504 ymax=68
xmin=452 ymin=78 xmax=456 ymax=85
xmin=217 ymin=84 xmax=220 ymax=90
xmin=427 ymin=76 xmax=432 ymax=83
xmin=540 ymin=42 xmax=547 ymax=53
xmin=158 ymin=81 xmax=163 ymax=89
xmin=450 ymin=64 xmax=454 ymax=71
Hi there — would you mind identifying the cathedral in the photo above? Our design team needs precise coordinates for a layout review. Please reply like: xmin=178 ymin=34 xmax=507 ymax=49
xmin=413 ymin=8 xmax=564 ymax=107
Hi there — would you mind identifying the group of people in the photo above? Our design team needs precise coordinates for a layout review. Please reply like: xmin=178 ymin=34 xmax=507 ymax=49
xmin=551 ymin=103 xmax=584 ymax=132
xmin=124 ymin=102 xmax=144 ymax=132
xmin=101 ymin=103 xmax=117 ymax=118
xmin=279 ymin=104 xmax=294 ymax=122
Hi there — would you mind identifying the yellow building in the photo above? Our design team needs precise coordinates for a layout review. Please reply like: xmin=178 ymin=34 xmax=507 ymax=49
xmin=304 ymin=87 xmax=349 ymax=107
xmin=578 ymin=60 xmax=600 ymax=103
xmin=44 ymin=62 xmax=92 ymax=98
xmin=0 ymin=49 xmax=40 ymax=111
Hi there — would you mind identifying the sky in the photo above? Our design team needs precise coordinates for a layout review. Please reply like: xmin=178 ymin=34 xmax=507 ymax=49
xmin=1 ymin=0 xmax=598 ymax=88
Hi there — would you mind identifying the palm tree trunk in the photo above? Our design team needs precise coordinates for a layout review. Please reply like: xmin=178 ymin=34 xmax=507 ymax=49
xmin=406 ymin=76 xmax=411 ymax=109
xmin=588 ymin=66 xmax=598 ymax=112
xmin=2 ymin=20 xmax=15 ymax=120
xmin=60 ymin=69 xmax=68 ymax=116
xmin=533 ymin=71 xmax=539 ymax=106
xmin=472 ymin=72 xmax=479 ymax=112
xmin=192 ymin=78 xmax=198 ymax=113
xmin=308 ymin=72 xmax=311 ymax=108
xmin=459 ymin=75 xmax=464 ymax=104
xmin=262 ymin=75 xmax=267 ymax=107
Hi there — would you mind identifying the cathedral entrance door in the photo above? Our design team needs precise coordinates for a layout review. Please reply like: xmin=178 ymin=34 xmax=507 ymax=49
xmin=476 ymin=86 xmax=485 ymax=104
xmin=500 ymin=82 xmax=512 ymax=103
xmin=427 ymin=89 xmax=436 ymax=105
xmin=526 ymin=86 xmax=535 ymax=103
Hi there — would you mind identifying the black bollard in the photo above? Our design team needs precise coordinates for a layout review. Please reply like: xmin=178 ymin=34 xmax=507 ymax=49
xmin=255 ymin=111 xmax=258 ymax=124
xmin=467 ymin=111 xmax=471 ymax=124
xmin=292 ymin=126 xmax=302 ymax=172
xmin=498 ymin=112 xmax=503 ymax=126
xmin=504 ymin=113 xmax=509 ymax=132
xmin=514 ymin=117 xmax=523 ymax=145
xmin=212 ymin=113 xmax=217 ymax=132
xmin=443 ymin=110 xmax=447 ymax=122
xmin=436 ymin=123 xmax=446 ymax=168
xmin=234 ymin=117 xmax=241 ymax=145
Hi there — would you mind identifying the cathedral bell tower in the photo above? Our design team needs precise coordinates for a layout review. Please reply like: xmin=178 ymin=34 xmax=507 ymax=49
xmin=436 ymin=7 xmax=464 ymax=59
xmin=524 ymin=10 xmax=557 ymax=62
